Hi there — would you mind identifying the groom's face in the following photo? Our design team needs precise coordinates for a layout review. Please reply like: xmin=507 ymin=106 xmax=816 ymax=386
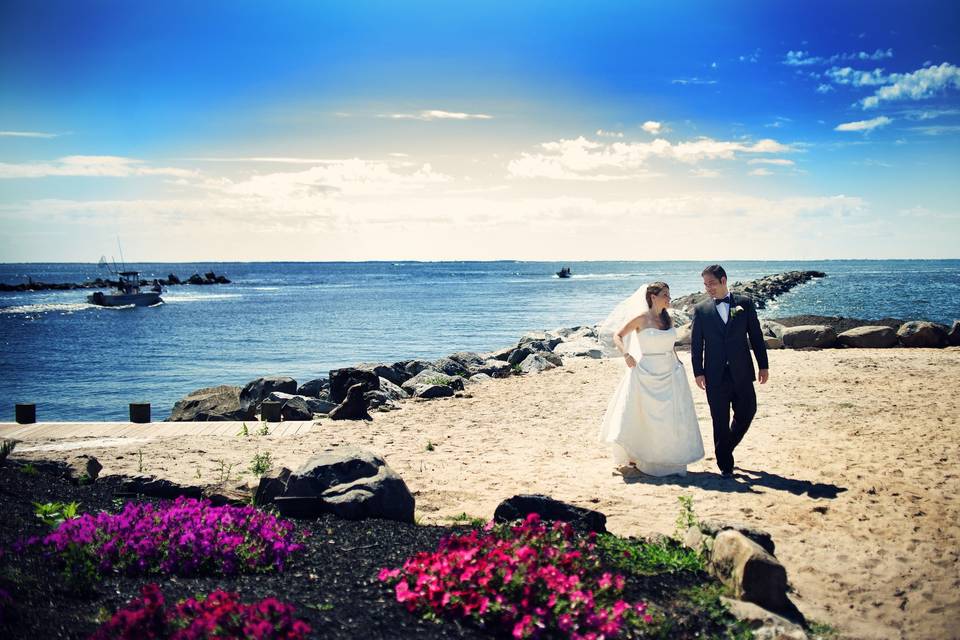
xmin=703 ymin=273 xmax=728 ymax=299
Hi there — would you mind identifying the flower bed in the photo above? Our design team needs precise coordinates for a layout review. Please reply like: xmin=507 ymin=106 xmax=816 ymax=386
xmin=90 ymin=583 xmax=311 ymax=640
xmin=379 ymin=513 xmax=654 ymax=639
xmin=31 ymin=496 xmax=303 ymax=583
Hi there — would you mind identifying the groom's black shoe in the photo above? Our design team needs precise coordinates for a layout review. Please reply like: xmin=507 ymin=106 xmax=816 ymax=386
xmin=720 ymin=469 xmax=735 ymax=478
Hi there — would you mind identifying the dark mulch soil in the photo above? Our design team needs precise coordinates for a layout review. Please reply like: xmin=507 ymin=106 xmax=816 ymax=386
xmin=770 ymin=314 xmax=908 ymax=332
xmin=0 ymin=462 xmax=739 ymax=639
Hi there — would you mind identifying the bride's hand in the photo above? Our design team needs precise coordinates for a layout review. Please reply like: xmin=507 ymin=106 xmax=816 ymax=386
xmin=624 ymin=354 xmax=637 ymax=368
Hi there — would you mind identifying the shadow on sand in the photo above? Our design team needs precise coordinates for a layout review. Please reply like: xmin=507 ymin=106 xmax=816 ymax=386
xmin=621 ymin=466 xmax=847 ymax=499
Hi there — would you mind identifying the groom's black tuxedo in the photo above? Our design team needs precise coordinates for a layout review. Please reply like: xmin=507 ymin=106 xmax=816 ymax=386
xmin=690 ymin=293 xmax=768 ymax=474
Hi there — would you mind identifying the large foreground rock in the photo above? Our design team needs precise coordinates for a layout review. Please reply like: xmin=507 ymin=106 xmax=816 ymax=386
xmin=711 ymin=530 xmax=789 ymax=612
xmin=837 ymin=325 xmax=898 ymax=348
xmin=329 ymin=368 xmax=380 ymax=404
xmin=281 ymin=447 xmax=415 ymax=522
xmin=781 ymin=325 xmax=837 ymax=349
xmin=553 ymin=339 xmax=603 ymax=359
xmin=240 ymin=376 xmax=297 ymax=415
xmin=897 ymin=321 xmax=949 ymax=348
xmin=168 ymin=385 xmax=252 ymax=421
xmin=494 ymin=494 xmax=607 ymax=534
xmin=401 ymin=369 xmax=465 ymax=394
xmin=519 ymin=353 xmax=556 ymax=373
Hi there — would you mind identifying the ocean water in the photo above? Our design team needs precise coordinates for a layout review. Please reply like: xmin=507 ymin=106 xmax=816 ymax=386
xmin=1 ymin=260 xmax=958 ymax=421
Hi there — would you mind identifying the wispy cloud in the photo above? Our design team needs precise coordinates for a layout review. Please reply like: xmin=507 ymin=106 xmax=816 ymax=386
xmin=380 ymin=109 xmax=493 ymax=121
xmin=507 ymin=134 xmax=793 ymax=180
xmin=671 ymin=77 xmax=718 ymax=85
xmin=748 ymin=168 xmax=773 ymax=176
xmin=0 ymin=156 xmax=198 ymax=179
xmin=187 ymin=156 xmax=350 ymax=164
xmin=0 ymin=130 xmax=59 ymax=138
xmin=595 ymin=129 xmax=624 ymax=138
xmin=834 ymin=116 xmax=893 ymax=132
xmin=908 ymin=125 xmax=960 ymax=136
xmin=748 ymin=158 xmax=795 ymax=166
xmin=783 ymin=48 xmax=894 ymax=66
xmin=739 ymin=49 xmax=761 ymax=63
xmin=861 ymin=62 xmax=960 ymax=108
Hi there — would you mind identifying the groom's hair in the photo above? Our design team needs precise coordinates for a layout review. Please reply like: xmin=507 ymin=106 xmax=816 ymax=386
xmin=701 ymin=264 xmax=727 ymax=283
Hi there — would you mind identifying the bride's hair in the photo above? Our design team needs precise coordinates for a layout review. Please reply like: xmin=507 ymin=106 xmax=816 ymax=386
xmin=645 ymin=282 xmax=672 ymax=329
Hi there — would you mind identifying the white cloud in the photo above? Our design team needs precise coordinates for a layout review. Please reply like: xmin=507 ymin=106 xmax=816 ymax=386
xmin=671 ymin=77 xmax=718 ymax=85
xmin=188 ymin=156 xmax=350 ymax=164
xmin=908 ymin=125 xmax=960 ymax=136
xmin=380 ymin=109 xmax=493 ymax=121
xmin=0 ymin=156 xmax=198 ymax=179
xmin=748 ymin=158 xmax=795 ymax=166
xmin=595 ymin=129 xmax=624 ymax=138
xmin=690 ymin=168 xmax=720 ymax=178
xmin=861 ymin=62 xmax=960 ymax=108
xmin=784 ymin=48 xmax=894 ymax=66
xmin=825 ymin=66 xmax=889 ymax=86
xmin=834 ymin=116 xmax=893 ymax=132
xmin=739 ymin=49 xmax=761 ymax=63
xmin=816 ymin=83 xmax=835 ymax=94
xmin=507 ymin=135 xmax=793 ymax=180
xmin=0 ymin=130 xmax=59 ymax=138
xmin=749 ymin=168 xmax=774 ymax=176
xmin=641 ymin=121 xmax=662 ymax=134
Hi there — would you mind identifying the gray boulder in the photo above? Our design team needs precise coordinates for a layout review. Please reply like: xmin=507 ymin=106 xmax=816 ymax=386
xmin=494 ymin=494 xmax=606 ymax=534
xmin=837 ymin=325 xmax=898 ymax=348
xmin=720 ymin=598 xmax=809 ymax=640
xmin=522 ymin=339 xmax=558 ymax=353
xmin=168 ymin=385 xmax=252 ymax=422
xmin=254 ymin=467 xmax=292 ymax=506
xmin=433 ymin=357 xmax=469 ymax=377
xmin=486 ymin=347 xmax=515 ymax=362
xmin=761 ymin=320 xmax=786 ymax=339
xmin=448 ymin=351 xmax=487 ymax=370
xmin=520 ymin=353 xmax=556 ymax=373
xmin=266 ymin=393 xmax=335 ymax=420
xmin=356 ymin=363 xmax=409 ymax=387
xmin=781 ymin=325 xmax=837 ymax=349
xmin=666 ymin=308 xmax=691 ymax=327
xmin=282 ymin=447 xmax=415 ymax=522
xmin=329 ymin=368 xmax=380 ymax=404
xmin=553 ymin=340 xmax=603 ymax=359
xmin=401 ymin=369 xmax=465 ymax=394
xmin=240 ymin=377 xmax=298 ymax=414
xmin=400 ymin=359 xmax=435 ymax=378
xmin=329 ymin=383 xmax=372 ymax=421
xmin=897 ymin=321 xmax=949 ymax=348
xmin=465 ymin=373 xmax=493 ymax=385
xmin=674 ymin=324 xmax=692 ymax=347
xmin=553 ymin=325 xmax=599 ymax=340
xmin=365 ymin=377 xmax=409 ymax=410
xmin=763 ymin=336 xmax=783 ymax=350
xmin=519 ymin=331 xmax=562 ymax=350
xmin=296 ymin=377 xmax=329 ymax=398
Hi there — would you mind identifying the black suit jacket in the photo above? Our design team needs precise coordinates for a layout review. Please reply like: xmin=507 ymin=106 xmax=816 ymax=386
xmin=690 ymin=293 xmax=769 ymax=388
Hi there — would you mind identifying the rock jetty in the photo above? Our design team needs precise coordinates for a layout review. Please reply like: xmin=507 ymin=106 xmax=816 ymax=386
xmin=0 ymin=271 xmax=230 ymax=292
xmin=672 ymin=270 xmax=826 ymax=313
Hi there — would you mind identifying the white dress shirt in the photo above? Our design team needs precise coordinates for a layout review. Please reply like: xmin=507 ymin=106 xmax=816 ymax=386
xmin=715 ymin=298 xmax=730 ymax=324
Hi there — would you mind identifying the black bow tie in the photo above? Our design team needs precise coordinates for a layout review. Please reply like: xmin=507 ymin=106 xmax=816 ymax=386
xmin=714 ymin=296 xmax=731 ymax=305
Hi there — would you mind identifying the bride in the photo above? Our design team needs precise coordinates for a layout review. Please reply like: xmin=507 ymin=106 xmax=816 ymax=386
xmin=598 ymin=282 xmax=704 ymax=476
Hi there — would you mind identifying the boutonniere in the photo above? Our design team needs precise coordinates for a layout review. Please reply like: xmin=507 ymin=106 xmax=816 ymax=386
xmin=730 ymin=304 xmax=745 ymax=318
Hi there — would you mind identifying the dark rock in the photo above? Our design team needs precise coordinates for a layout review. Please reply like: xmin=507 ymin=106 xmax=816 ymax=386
xmin=837 ymin=326 xmax=898 ymax=348
xmin=522 ymin=339 xmax=558 ymax=353
xmin=400 ymin=359 xmax=435 ymax=378
xmin=673 ymin=270 xmax=827 ymax=314
xmin=507 ymin=346 xmax=532 ymax=365
xmin=254 ymin=467 xmax=292 ymax=506
xmin=120 ymin=475 xmax=202 ymax=500
xmin=273 ymin=394 xmax=333 ymax=420
xmin=897 ymin=321 xmax=949 ymax=348
xmin=448 ymin=351 xmax=487 ymax=370
xmin=401 ymin=370 xmax=465 ymax=394
xmin=772 ymin=315 xmax=906 ymax=333
xmin=240 ymin=376 xmax=298 ymax=414
xmin=433 ymin=357 xmax=469 ymax=377
xmin=166 ymin=273 xmax=181 ymax=285
xmin=413 ymin=383 xmax=455 ymax=399
xmin=282 ymin=447 xmax=415 ymax=522
xmin=329 ymin=383 xmax=372 ymax=421
xmin=168 ymin=385 xmax=252 ymax=422
xmin=329 ymin=368 xmax=380 ymax=404
xmin=949 ymin=321 xmax=960 ymax=346
xmin=487 ymin=347 xmax=516 ymax=362
xmin=699 ymin=520 xmax=776 ymax=556
xmin=296 ymin=377 xmax=329 ymax=398
xmin=711 ymin=530 xmax=789 ymax=613
xmin=472 ymin=359 xmax=514 ymax=378
xmin=494 ymin=494 xmax=607 ymax=534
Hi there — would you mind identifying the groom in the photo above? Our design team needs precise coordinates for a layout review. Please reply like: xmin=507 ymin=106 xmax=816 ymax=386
xmin=691 ymin=265 xmax=769 ymax=478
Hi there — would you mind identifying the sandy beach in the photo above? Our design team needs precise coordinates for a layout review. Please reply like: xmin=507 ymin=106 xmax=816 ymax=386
xmin=7 ymin=347 xmax=960 ymax=639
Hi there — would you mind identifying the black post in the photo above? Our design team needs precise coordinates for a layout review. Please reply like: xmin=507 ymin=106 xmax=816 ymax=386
xmin=15 ymin=403 xmax=36 ymax=424
xmin=129 ymin=403 xmax=151 ymax=424
xmin=260 ymin=400 xmax=282 ymax=423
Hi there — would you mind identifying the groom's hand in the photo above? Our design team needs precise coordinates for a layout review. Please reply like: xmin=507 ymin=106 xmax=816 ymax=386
xmin=695 ymin=375 xmax=706 ymax=390
xmin=758 ymin=369 xmax=769 ymax=384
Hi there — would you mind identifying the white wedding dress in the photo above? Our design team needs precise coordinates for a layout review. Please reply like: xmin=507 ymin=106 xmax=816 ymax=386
xmin=598 ymin=326 xmax=705 ymax=476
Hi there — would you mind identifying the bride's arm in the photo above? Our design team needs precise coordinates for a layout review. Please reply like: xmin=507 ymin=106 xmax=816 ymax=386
xmin=615 ymin=316 xmax=644 ymax=360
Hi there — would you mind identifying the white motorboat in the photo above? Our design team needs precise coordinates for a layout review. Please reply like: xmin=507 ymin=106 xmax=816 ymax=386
xmin=87 ymin=271 xmax=162 ymax=307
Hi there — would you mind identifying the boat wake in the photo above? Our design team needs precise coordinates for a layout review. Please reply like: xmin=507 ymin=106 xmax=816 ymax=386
xmin=1 ymin=302 xmax=97 ymax=315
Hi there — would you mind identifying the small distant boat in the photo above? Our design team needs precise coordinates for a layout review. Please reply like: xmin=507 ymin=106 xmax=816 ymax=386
xmin=556 ymin=267 xmax=572 ymax=279
xmin=87 ymin=271 xmax=162 ymax=307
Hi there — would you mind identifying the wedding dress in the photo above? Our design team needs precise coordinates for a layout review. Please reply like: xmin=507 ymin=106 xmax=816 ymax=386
xmin=598 ymin=326 xmax=705 ymax=476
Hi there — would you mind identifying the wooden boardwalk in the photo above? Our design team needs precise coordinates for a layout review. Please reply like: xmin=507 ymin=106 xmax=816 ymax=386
xmin=0 ymin=420 xmax=317 ymax=443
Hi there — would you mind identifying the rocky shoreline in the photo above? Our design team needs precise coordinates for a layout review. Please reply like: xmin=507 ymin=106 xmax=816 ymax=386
xmin=0 ymin=270 xmax=231 ymax=292
xmin=164 ymin=270 xmax=959 ymax=425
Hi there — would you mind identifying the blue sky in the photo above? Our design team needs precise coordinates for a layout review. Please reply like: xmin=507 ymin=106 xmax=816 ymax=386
xmin=1 ymin=0 xmax=959 ymax=260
